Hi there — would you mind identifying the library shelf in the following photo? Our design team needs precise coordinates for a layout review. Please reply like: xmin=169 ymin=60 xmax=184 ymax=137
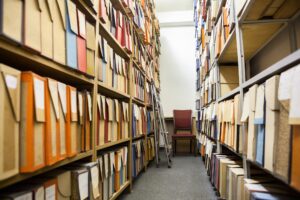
xmin=132 ymin=134 xmax=146 ymax=141
xmin=217 ymin=87 xmax=240 ymax=102
xmin=98 ymin=81 xmax=131 ymax=100
xmin=96 ymin=138 xmax=130 ymax=151
xmin=110 ymin=181 xmax=130 ymax=200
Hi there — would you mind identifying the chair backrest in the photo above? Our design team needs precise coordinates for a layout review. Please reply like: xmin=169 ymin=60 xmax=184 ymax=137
xmin=173 ymin=110 xmax=192 ymax=133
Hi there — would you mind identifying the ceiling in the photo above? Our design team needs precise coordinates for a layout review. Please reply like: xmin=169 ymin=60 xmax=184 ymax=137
xmin=155 ymin=0 xmax=194 ymax=13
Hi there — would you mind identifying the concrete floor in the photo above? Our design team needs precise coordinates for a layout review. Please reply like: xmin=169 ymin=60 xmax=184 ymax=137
xmin=119 ymin=154 xmax=217 ymax=200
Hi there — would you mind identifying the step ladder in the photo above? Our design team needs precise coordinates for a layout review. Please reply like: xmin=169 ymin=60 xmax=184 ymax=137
xmin=149 ymin=61 xmax=172 ymax=168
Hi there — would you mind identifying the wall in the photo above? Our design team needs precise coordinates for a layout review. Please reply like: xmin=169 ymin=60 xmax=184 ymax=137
xmin=158 ymin=11 xmax=196 ymax=117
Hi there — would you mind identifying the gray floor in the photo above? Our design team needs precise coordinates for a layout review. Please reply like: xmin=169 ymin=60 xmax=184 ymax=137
xmin=120 ymin=153 xmax=217 ymax=200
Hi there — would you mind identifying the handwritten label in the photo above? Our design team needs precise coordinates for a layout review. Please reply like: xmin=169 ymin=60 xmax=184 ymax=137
xmin=79 ymin=172 xmax=89 ymax=200
xmin=71 ymin=90 xmax=77 ymax=114
xmin=45 ymin=185 xmax=56 ymax=200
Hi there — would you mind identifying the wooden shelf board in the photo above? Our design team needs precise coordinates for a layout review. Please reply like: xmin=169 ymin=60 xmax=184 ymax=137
xmin=217 ymin=87 xmax=240 ymax=102
xmin=242 ymin=49 xmax=300 ymax=89
xmin=218 ymin=22 xmax=285 ymax=64
xmin=96 ymin=138 xmax=130 ymax=151
xmin=132 ymin=97 xmax=146 ymax=106
xmin=220 ymin=143 xmax=243 ymax=159
xmin=0 ymin=39 xmax=94 ymax=88
xmin=77 ymin=0 xmax=97 ymax=22
xmin=246 ymin=159 xmax=300 ymax=193
xmin=110 ymin=0 xmax=132 ymax=19
xmin=0 ymin=151 xmax=93 ymax=190
xmin=99 ymin=23 xmax=130 ymax=60
xmin=132 ymin=134 xmax=146 ymax=141
xmin=110 ymin=181 xmax=130 ymax=200
xmin=240 ymin=0 xmax=300 ymax=22
xmin=98 ymin=81 xmax=130 ymax=99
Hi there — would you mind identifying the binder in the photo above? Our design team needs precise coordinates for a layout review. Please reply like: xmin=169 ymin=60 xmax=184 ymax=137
xmin=264 ymin=76 xmax=280 ymax=172
xmin=84 ymin=92 xmax=93 ymax=151
xmin=77 ymin=9 xmax=87 ymax=73
xmin=114 ymin=150 xmax=122 ymax=191
xmin=98 ymin=156 xmax=104 ymax=200
xmin=121 ymin=102 xmax=129 ymax=139
xmin=67 ymin=86 xmax=78 ymax=157
xmin=0 ymin=0 xmax=23 ymax=43
xmin=291 ymin=126 xmax=300 ymax=191
xmin=121 ymin=147 xmax=128 ymax=185
xmin=115 ymin=11 xmax=123 ymax=43
xmin=80 ymin=162 xmax=101 ymax=200
xmin=57 ymin=82 xmax=68 ymax=160
xmin=0 ymin=64 xmax=20 ymax=180
xmin=97 ymin=94 xmax=105 ymax=146
xmin=108 ymin=152 xmax=115 ymax=197
xmin=66 ymin=0 xmax=78 ymax=69
xmin=23 ymin=0 xmax=41 ymax=52
xmin=43 ymin=178 xmax=58 ymax=200
xmin=71 ymin=168 xmax=89 ymax=199
xmin=40 ymin=0 xmax=53 ymax=58
xmin=99 ymin=0 xmax=108 ymax=24
xmin=254 ymin=84 xmax=265 ymax=165
xmin=53 ymin=0 xmax=66 ymax=65
xmin=56 ymin=170 xmax=72 ymax=199
xmin=86 ymin=21 xmax=96 ymax=76
xmin=77 ymin=91 xmax=85 ymax=152
xmin=106 ymin=98 xmax=113 ymax=143
xmin=103 ymin=154 xmax=109 ymax=200
xmin=45 ymin=78 xmax=60 ymax=166
xmin=275 ymin=68 xmax=294 ymax=182
xmin=107 ymin=46 xmax=113 ymax=88
xmin=247 ymin=85 xmax=257 ymax=161
xmin=111 ymin=99 xmax=119 ymax=142
xmin=20 ymin=72 xmax=46 ymax=173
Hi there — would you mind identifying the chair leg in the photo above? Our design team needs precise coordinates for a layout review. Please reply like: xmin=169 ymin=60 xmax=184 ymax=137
xmin=194 ymin=138 xmax=197 ymax=157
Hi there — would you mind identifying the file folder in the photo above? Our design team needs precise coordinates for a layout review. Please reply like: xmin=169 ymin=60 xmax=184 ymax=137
xmin=23 ymin=0 xmax=41 ymax=52
xmin=77 ymin=91 xmax=85 ymax=152
xmin=67 ymin=86 xmax=78 ymax=157
xmin=45 ymin=78 xmax=60 ymax=166
xmin=41 ymin=0 xmax=53 ymax=58
xmin=109 ymin=152 xmax=115 ymax=197
xmin=275 ymin=68 xmax=294 ymax=182
xmin=103 ymin=154 xmax=109 ymax=200
xmin=254 ymin=84 xmax=265 ymax=165
xmin=77 ymin=9 xmax=87 ymax=73
xmin=121 ymin=147 xmax=128 ymax=183
xmin=106 ymin=98 xmax=113 ymax=143
xmin=80 ymin=162 xmax=101 ymax=200
xmin=84 ymin=92 xmax=93 ymax=151
xmin=0 ymin=0 xmax=23 ymax=43
xmin=66 ymin=0 xmax=78 ymax=69
xmin=98 ymin=156 xmax=104 ymax=200
xmin=71 ymin=168 xmax=89 ymax=199
xmin=86 ymin=21 xmax=96 ymax=76
xmin=56 ymin=170 xmax=72 ymax=199
xmin=57 ymin=82 xmax=68 ymax=160
xmin=53 ymin=0 xmax=66 ymax=65
xmin=264 ymin=76 xmax=280 ymax=172
xmin=20 ymin=72 xmax=46 ymax=173
xmin=114 ymin=150 xmax=122 ymax=191
xmin=0 ymin=64 xmax=20 ymax=180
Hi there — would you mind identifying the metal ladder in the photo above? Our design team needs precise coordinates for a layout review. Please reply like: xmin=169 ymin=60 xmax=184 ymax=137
xmin=149 ymin=61 xmax=172 ymax=168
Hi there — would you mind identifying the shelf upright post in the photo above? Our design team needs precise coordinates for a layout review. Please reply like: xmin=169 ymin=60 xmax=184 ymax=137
xmin=92 ymin=16 xmax=100 ymax=162
xmin=128 ymin=19 xmax=134 ymax=192
xmin=234 ymin=0 xmax=249 ymax=178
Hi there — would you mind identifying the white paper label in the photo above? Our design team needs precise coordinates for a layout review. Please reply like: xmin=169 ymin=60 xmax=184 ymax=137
xmin=78 ymin=93 xmax=83 ymax=117
xmin=5 ymin=74 xmax=17 ymax=89
xmin=15 ymin=193 xmax=32 ymax=200
xmin=58 ymin=83 xmax=67 ymax=114
xmin=34 ymin=78 xmax=45 ymax=110
xmin=45 ymin=185 xmax=56 ymax=200
xmin=71 ymin=90 xmax=77 ymax=114
xmin=79 ymin=172 xmax=89 ymax=200
xmin=87 ymin=94 xmax=92 ymax=121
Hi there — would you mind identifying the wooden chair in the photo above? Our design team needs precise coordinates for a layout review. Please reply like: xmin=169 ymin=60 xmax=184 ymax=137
xmin=172 ymin=110 xmax=196 ymax=156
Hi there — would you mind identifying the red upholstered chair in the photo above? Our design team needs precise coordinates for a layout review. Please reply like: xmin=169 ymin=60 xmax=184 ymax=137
xmin=172 ymin=110 xmax=196 ymax=156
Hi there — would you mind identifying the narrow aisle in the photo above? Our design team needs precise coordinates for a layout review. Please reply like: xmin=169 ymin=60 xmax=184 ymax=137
xmin=120 ymin=154 xmax=217 ymax=200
